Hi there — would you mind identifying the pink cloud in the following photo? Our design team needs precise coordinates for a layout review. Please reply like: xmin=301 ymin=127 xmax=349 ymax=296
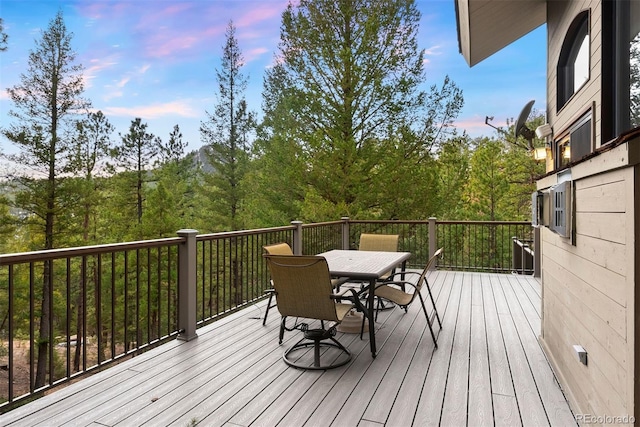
xmin=234 ymin=2 xmax=288 ymax=28
xmin=244 ymin=47 xmax=270 ymax=64
xmin=102 ymin=100 xmax=199 ymax=119
xmin=73 ymin=1 xmax=287 ymax=62
xmin=75 ymin=1 xmax=132 ymax=20
xmin=143 ymin=33 xmax=201 ymax=58
xmin=454 ymin=115 xmax=506 ymax=137
xmin=83 ymin=56 xmax=119 ymax=88
xmin=455 ymin=116 xmax=487 ymax=128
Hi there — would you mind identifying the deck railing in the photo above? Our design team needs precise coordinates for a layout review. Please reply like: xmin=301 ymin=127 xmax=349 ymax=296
xmin=0 ymin=237 xmax=184 ymax=410
xmin=0 ymin=217 xmax=534 ymax=410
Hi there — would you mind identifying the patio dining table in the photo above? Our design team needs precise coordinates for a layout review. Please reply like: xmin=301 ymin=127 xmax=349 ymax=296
xmin=317 ymin=249 xmax=412 ymax=358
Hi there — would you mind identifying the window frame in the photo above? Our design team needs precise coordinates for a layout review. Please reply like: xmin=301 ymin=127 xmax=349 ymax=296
xmin=553 ymin=107 xmax=593 ymax=171
xmin=557 ymin=11 xmax=590 ymax=111
xmin=602 ymin=0 xmax=640 ymax=142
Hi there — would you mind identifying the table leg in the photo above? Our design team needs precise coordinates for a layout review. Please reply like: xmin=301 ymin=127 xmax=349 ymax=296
xmin=368 ymin=278 xmax=376 ymax=357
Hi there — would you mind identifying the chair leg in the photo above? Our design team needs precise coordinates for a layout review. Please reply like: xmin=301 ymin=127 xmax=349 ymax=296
xmin=420 ymin=296 xmax=438 ymax=348
xmin=279 ymin=316 xmax=287 ymax=344
xmin=425 ymin=279 xmax=442 ymax=328
xmin=263 ymin=291 xmax=275 ymax=326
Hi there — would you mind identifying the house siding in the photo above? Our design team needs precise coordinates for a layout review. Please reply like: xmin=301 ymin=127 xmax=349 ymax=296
xmin=539 ymin=2 xmax=640 ymax=421
xmin=539 ymin=160 xmax=636 ymax=421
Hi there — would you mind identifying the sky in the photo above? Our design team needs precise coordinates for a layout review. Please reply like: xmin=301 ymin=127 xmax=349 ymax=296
xmin=0 ymin=0 xmax=547 ymax=159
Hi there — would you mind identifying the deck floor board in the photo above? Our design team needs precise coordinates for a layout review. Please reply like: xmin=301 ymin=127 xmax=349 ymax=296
xmin=0 ymin=271 xmax=575 ymax=427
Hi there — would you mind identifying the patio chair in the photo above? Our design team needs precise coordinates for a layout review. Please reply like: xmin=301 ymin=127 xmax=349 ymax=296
xmin=262 ymin=243 xmax=294 ymax=327
xmin=358 ymin=233 xmax=399 ymax=279
xmin=358 ymin=233 xmax=400 ymax=308
xmin=264 ymin=254 xmax=365 ymax=370
xmin=262 ymin=243 xmax=349 ymax=336
xmin=373 ymin=248 xmax=444 ymax=348
xmin=358 ymin=233 xmax=399 ymax=252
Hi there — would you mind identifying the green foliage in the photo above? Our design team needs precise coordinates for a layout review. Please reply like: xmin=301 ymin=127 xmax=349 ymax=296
xmin=435 ymin=136 xmax=471 ymax=219
xmin=108 ymin=118 xmax=162 ymax=238
xmin=0 ymin=195 xmax=15 ymax=253
xmin=199 ymin=21 xmax=255 ymax=232
xmin=249 ymin=0 xmax=463 ymax=222
xmin=151 ymin=125 xmax=196 ymax=234
xmin=0 ymin=11 xmax=90 ymax=388
xmin=465 ymin=137 xmax=509 ymax=221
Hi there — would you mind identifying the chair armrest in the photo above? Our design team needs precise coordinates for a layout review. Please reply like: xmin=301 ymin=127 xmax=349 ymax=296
xmin=331 ymin=288 xmax=367 ymax=312
xmin=332 ymin=288 xmax=353 ymax=298
xmin=375 ymin=280 xmax=419 ymax=292
xmin=331 ymin=276 xmax=350 ymax=287
xmin=385 ymin=270 xmax=421 ymax=280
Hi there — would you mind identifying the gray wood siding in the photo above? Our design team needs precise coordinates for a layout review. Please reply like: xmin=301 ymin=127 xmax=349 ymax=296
xmin=539 ymin=165 xmax=635 ymax=420
xmin=547 ymin=0 xmax=603 ymax=148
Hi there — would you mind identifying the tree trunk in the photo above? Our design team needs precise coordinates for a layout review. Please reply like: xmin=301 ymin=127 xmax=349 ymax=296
xmin=73 ymin=274 xmax=83 ymax=372
xmin=233 ymin=258 xmax=242 ymax=306
xmin=35 ymin=260 xmax=51 ymax=388
xmin=35 ymin=178 xmax=55 ymax=388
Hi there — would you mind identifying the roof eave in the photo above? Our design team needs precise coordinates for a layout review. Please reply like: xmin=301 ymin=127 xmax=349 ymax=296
xmin=455 ymin=0 xmax=547 ymax=67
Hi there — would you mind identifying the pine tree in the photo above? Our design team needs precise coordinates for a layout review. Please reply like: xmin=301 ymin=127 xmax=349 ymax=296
xmin=108 ymin=118 xmax=161 ymax=238
xmin=145 ymin=124 xmax=194 ymax=237
xmin=436 ymin=136 xmax=471 ymax=220
xmin=69 ymin=111 xmax=113 ymax=369
xmin=72 ymin=111 xmax=114 ymax=242
xmin=254 ymin=0 xmax=463 ymax=221
xmin=1 ymin=11 xmax=89 ymax=388
xmin=199 ymin=21 xmax=254 ymax=232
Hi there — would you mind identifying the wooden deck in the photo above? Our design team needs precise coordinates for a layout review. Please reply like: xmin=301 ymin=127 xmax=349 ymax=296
xmin=0 ymin=271 xmax=576 ymax=426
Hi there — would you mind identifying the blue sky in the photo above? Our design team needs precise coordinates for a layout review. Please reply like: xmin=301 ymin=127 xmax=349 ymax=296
xmin=0 ymin=0 xmax=547 ymax=157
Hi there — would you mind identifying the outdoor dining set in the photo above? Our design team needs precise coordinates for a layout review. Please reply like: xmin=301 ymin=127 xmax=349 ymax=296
xmin=262 ymin=234 xmax=443 ymax=370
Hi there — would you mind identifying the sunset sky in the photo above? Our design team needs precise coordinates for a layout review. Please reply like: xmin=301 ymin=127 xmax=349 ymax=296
xmin=0 ymin=0 xmax=547 ymax=157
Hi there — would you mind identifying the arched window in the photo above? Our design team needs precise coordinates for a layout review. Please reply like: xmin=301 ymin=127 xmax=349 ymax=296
xmin=557 ymin=11 xmax=590 ymax=111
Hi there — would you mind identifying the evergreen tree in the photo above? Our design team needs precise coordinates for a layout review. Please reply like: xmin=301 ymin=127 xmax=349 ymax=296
xmin=465 ymin=138 xmax=509 ymax=221
xmin=254 ymin=0 xmax=463 ymax=221
xmin=0 ymin=194 xmax=14 ymax=253
xmin=199 ymin=21 xmax=254 ymax=231
xmin=68 ymin=111 xmax=113 ymax=370
xmin=242 ymin=63 xmax=307 ymax=227
xmin=503 ymin=112 xmax=547 ymax=220
xmin=145 ymin=124 xmax=194 ymax=237
xmin=436 ymin=136 xmax=471 ymax=219
xmin=159 ymin=124 xmax=187 ymax=164
xmin=108 ymin=118 xmax=161 ymax=239
xmin=72 ymin=111 xmax=113 ymax=242
xmin=1 ymin=11 xmax=89 ymax=388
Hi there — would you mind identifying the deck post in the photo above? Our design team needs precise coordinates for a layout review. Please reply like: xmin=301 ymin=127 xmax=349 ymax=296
xmin=291 ymin=221 xmax=303 ymax=255
xmin=512 ymin=237 xmax=520 ymax=273
xmin=341 ymin=217 xmax=350 ymax=249
xmin=533 ymin=226 xmax=541 ymax=277
xmin=428 ymin=217 xmax=437 ymax=268
xmin=177 ymin=229 xmax=198 ymax=341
